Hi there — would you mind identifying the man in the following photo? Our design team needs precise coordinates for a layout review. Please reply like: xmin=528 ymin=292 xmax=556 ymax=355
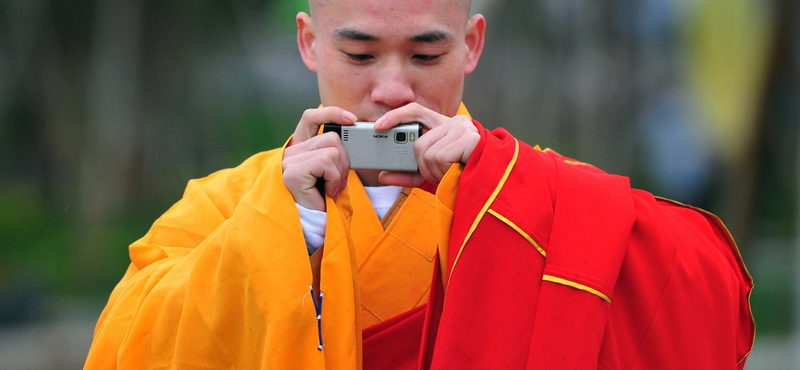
xmin=84 ymin=0 xmax=755 ymax=369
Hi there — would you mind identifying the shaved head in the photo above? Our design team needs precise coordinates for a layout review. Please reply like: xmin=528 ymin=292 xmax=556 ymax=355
xmin=296 ymin=0 xmax=485 ymax=119
xmin=308 ymin=0 xmax=472 ymax=18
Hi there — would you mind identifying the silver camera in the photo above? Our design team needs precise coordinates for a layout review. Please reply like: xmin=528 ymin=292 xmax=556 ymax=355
xmin=323 ymin=122 xmax=422 ymax=172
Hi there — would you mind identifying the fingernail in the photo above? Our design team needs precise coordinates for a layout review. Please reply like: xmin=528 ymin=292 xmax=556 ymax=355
xmin=343 ymin=111 xmax=357 ymax=122
xmin=375 ymin=116 xmax=385 ymax=128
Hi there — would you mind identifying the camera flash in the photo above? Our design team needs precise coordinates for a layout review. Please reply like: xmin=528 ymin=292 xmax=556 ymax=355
xmin=409 ymin=132 xmax=416 ymax=142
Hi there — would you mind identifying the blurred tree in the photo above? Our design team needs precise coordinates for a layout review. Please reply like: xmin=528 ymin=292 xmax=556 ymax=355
xmin=746 ymin=0 xmax=800 ymax=336
xmin=685 ymin=0 xmax=775 ymax=241
xmin=0 ymin=0 xmax=796 ymax=343
xmin=0 ymin=0 xmax=322 ymax=303
xmin=467 ymin=0 xmax=672 ymax=194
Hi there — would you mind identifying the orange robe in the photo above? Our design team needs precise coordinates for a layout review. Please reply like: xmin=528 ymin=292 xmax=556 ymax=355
xmin=84 ymin=153 xmax=443 ymax=369
xmin=84 ymin=104 xmax=473 ymax=369
xmin=85 ymin=104 xmax=754 ymax=369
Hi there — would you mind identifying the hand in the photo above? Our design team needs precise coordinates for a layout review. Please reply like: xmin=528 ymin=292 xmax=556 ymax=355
xmin=374 ymin=103 xmax=480 ymax=187
xmin=282 ymin=107 xmax=357 ymax=211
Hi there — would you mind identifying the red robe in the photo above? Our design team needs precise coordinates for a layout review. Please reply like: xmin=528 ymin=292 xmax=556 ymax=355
xmin=417 ymin=122 xmax=754 ymax=370
xmin=84 ymin=111 xmax=753 ymax=369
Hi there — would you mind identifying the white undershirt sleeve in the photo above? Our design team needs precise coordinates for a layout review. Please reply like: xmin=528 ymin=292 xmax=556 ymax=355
xmin=296 ymin=203 xmax=327 ymax=255
xmin=296 ymin=185 xmax=402 ymax=255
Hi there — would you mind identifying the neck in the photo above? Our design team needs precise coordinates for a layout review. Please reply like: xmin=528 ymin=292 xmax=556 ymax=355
xmin=356 ymin=170 xmax=384 ymax=187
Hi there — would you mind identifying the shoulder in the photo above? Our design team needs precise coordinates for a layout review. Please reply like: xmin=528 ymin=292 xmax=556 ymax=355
xmin=187 ymin=149 xmax=284 ymax=216
xmin=134 ymin=148 xmax=285 ymax=251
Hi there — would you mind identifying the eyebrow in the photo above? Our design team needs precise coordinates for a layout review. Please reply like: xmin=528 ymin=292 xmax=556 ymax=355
xmin=334 ymin=28 xmax=378 ymax=41
xmin=333 ymin=28 xmax=454 ymax=43
xmin=411 ymin=30 xmax=454 ymax=43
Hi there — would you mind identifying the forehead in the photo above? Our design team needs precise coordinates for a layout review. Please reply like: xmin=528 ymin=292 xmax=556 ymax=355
xmin=311 ymin=0 xmax=469 ymax=33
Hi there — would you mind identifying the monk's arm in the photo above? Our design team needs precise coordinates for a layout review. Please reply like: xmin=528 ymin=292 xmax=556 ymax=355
xmin=84 ymin=150 xmax=323 ymax=369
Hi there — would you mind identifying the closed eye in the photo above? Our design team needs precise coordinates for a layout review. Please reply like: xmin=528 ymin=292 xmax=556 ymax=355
xmin=345 ymin=53 xmax=374 ymax=62
xmin=413 ymin=54 xmax=443 ymax=63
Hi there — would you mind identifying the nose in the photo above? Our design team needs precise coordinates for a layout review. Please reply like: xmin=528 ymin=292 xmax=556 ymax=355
xmin=370 ymin=57 xmax=415 ymax=110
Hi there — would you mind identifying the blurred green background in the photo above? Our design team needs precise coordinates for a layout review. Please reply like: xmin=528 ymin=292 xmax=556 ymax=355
xmin=0 ymin=0 xmax=797 ymax=368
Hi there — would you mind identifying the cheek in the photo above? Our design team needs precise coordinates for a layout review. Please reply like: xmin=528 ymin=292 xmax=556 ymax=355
xmin=417 ymin=65 xmax=464 ymax=105
xmin=317 ymin=62 xmax=373 ymax=105
xmin=316 ymin=50 xmax=347 ymax=92
xmin=329 ymin=68 xmax=370 ymax=96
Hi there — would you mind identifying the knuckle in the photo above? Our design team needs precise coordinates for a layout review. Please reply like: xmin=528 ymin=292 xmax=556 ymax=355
xmin=282 ymin=169 xmax=301 ymax=186
xmin=422 ymin=150 xmax=436 ymax=164
xmin=320 ymin=146 xmax=344 ymax=165
xmin=413 ymin=143 xmax=424 ymax=157
xmin=281 ymin=159 xmax=291 ymax=172
xmin=433 ymin=152 xmax=449 ymax=167
xmin=319 ymin=148 xmax=334 ymax=164
xmin=329 ymin=170 xmax=342 ymax=183
xmin=323 ymin=131 xmax=342 ymax=143
xmin=283 ymin=147 xmax=296 ymax=158
xmin=433 ymin=151 xmax=444 ymax=163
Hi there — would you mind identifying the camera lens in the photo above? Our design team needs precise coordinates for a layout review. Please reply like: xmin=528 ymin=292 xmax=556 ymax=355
xmin=395 ymin=131 xmax=407 ymax=143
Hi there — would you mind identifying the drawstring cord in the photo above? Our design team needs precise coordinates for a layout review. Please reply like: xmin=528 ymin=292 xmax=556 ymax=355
xmin=309 ymin=285 xmax=324 ymax=351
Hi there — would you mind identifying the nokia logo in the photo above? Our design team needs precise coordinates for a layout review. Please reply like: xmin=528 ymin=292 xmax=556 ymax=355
xmin=373 ymin=134 xmax=389 ymax=138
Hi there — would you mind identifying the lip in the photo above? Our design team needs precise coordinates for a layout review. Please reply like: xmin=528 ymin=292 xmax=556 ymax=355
xmin=355 ymin=108 xmax=391 ymax=122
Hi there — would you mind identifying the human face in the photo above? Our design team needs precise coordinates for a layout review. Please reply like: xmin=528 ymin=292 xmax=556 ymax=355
xmin=297 ymin=0 xmax=485 ymax=121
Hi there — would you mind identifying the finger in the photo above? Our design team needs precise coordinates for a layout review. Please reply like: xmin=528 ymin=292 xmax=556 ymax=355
xmin=315 ymin=144 xmax=351 ymax=200
xmin=285 ymin=131 xmax=347 ymax=156
xmin=416 ymin=117 xmax=479 ymax=164
xmin=453 ymin=130 xmax=481 ymax=164
xmin=419 ymin=143 xmax=449 ymax=183
xmin=412 ymin=123 xmax=448 ymax=153
xmin=415 ymin=125 xmax=478 ymax=184
xmin=325 ymin=171 xmax=349 ymax=201
xmin=374 ymin=103 xmax=446 ymax=132
xmin=413 ymin=128 xmax=449 ymax=182
xmin=283 ymin=147 xmax=344 ymax=187
xmin=319 ymin=163 xmax=346 ymax=200
xmin=284 ymin=132 xmax=351 ymax=193
xmin=413 ymin=143 xmax=437 ymax=184
xmin=430 ymin=138 xmax=470 ymax=176
xmin=282 ymin=160 xmax=326 ymax=210
xmin=285 ymin=132 xmax=352 ymax=178
xmin=378 ymin=171 xmax=424 ymax=188
xmin=308 ymin=145 xmax=349 ymax=196
xmin=292 ymin=107 xmax=357 ymax=144
xmin=282 ymin=146 xmax=350 ymax=208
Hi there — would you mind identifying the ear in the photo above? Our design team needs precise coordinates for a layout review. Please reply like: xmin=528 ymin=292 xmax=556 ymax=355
xmin=297 ymin=12 xmax=318 ymax=72
xmin=464 ymin=14 xmax=486 ymax=75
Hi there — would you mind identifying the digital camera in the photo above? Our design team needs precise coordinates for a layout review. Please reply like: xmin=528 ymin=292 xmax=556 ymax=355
xmin=323 ymin=122 xmax=422 ymax=172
